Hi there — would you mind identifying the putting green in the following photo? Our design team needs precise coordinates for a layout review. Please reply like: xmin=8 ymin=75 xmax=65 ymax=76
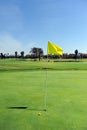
xmin=0 ymin=59 xmax=87 ymax=130
xmin=0 ymin=69 xmax=87 ymax=130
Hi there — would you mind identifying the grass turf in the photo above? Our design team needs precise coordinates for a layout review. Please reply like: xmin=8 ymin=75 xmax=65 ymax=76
xmin=0 ymin=59 xmax=87 ymax=130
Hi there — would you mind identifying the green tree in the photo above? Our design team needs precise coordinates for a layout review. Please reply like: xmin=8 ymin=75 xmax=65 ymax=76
xmin=75 ymin=49 xmax=78 ymax=59
xmin=20 ymin=51 xmax=24 ymax=58
xmin=15 ymin=51 xmax=18 ymax=58
xmin=30 ymin=47 xmax=44 ymax=61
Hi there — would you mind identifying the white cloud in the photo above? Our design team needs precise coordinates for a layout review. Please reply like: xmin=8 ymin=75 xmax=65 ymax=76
xmin=0 ymin=3 xmax=41 ymax=55
xmin=0 ymin=32 xmax=39 ymax=55
xmin=0 ymin=32 xmax=22 ymax=54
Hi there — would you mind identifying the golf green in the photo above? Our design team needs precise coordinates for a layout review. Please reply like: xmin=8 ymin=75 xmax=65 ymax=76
xmin=0 ymin=59 xmax=87 ymax=130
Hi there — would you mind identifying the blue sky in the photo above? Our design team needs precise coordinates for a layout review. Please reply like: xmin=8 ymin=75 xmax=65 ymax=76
xmin=0 ymin=0 xmax=87 ymax=54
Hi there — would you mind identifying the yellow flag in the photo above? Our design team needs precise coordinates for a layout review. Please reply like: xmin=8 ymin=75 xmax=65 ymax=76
xmin=48 ymin=41 xmax=63 ymax=55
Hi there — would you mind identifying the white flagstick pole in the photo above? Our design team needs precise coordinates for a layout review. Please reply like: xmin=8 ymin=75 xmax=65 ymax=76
xmin=43 ymin=44 xmax=48 ymax=111
xmin=43 ymin=67 xmax=47 ymax=111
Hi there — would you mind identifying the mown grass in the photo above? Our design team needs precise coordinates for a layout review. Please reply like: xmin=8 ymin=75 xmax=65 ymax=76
xmin=0 ymin=58 xmax=87 ymax=71
xmin=0 ymin=59 xmax=87 ymax=130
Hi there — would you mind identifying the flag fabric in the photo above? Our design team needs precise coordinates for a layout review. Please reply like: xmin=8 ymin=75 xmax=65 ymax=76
xmin=48 ymin=41 xmax=63 ymax=55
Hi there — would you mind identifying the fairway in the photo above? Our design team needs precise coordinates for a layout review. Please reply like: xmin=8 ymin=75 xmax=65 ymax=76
xmin=0 ymin=60 xmax=87 ymax=130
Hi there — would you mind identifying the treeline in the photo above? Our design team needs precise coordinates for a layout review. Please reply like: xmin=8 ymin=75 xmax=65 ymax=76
xmin=64 ymin=53 xmax=87 ymax=59
xmin=0 ymin=47 xmax=87 ymax=60
xmin=0 ymin=47 xmax=44 ymax=61
xmin=0 ymin=52 xmax=87 ymax=59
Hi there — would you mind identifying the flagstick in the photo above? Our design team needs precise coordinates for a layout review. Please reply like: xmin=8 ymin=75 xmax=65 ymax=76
xmin=43 ymin=51 xmax=48 ymax=111
xmin=43 ymin=41 xmax=63 ymax=111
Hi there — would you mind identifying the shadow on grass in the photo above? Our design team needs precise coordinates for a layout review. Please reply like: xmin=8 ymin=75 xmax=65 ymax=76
xmin=0 ymin=68 xmax=54 ymax=73
xmin=7 ymin=106 xmax=47 ymax=111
